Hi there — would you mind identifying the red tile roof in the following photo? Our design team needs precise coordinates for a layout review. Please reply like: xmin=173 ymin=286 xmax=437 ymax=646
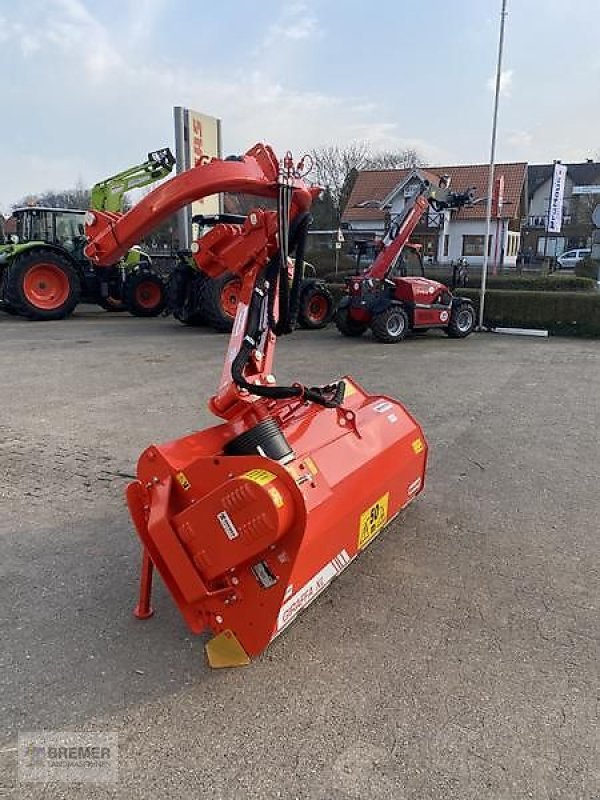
xmin=342 ymin=162 xmax=527 ymax=223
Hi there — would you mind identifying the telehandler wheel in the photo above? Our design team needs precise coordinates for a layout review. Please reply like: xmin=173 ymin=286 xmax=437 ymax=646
xmin=5 ymin=249 xmax=80 ymax=320
xmin=371 ymin=306 xmax=409 ymax=343
xmin=298 ymin=282 xmax=334 ymax=329
xmin=446 ymin=301 xmax=475 ymax=338
xmin=125 ymin=273 xmax=166 ymax=317
xmin=199 ymin=272 xmax=241 ymax=333
xmin=335 ymin=307 xmax=368 ymax=337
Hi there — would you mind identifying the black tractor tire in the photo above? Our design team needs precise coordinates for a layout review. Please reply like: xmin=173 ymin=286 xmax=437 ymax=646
xmin=167 ymin=269 xmax=208 ymax=326
xmin=371 ymin=306 xmax=409 ymax=343
xmin=297 ymin=281 xmax=334 ymax=329
xmin=335 ymin=306 xmax=368 ymax=337
xmin=446 ymin=301 xmax=476 ymax=338
xmin=124 ymin=273 xmax=166 ymax=317
xmin=198 ymin=272 xmax=242 ymax=333
xmin=4 ymin=249 xmax=80 ymax=320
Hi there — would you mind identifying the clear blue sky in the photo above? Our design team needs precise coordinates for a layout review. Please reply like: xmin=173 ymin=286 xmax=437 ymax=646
xmin=1 ymin=0 xmax=598 ymax=212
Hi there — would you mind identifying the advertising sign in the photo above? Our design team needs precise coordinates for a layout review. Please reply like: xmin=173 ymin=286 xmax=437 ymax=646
xmin=546 ymin=163 xmax=567 ymax=233
xmin=174 ymin=107 xmax=222 ymax=247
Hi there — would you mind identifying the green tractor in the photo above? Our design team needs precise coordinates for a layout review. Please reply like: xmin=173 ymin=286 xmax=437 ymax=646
xmin=0 ymin=149 xmax=175 ymax=321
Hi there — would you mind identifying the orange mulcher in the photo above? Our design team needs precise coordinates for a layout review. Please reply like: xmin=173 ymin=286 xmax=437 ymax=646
xmin=85 ymin=144 xmax=428 ymax=667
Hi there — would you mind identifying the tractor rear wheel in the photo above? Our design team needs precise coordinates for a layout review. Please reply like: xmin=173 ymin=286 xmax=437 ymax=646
xmin=125 ymin=273 xmax=166 ymax=317
xmin=298 ymin=282 xmax=334 ymax=329
xmin=446 ymin=301 xmax=475 ymax=338
xmin=371 ymin=306 xmax=409 ymax=343
xmin=199 ymin=273 xmax=242 ymax=332
xmin=335 ymin=307 xmax=368 ymax=337
xmin=5 ymin=249 xmax=80 ymax=320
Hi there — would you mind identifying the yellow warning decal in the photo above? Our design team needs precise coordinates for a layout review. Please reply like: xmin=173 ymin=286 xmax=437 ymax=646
xmin=343 ymin=381 xmax=357 ymax=399
xmin=268 ymin=486 xmax=284 ymax=508
xmin=304 ymin=457 xmax=319 ymax=477
xmin=243 ymin=468 xmax=277 ymax=486
xmin=412 ymin=437 xmax=425 ymax=454
xmin=358 ymin=492 xmax=389 ymax=550
xmin=175 ymin=471 xmax=191 ymax=491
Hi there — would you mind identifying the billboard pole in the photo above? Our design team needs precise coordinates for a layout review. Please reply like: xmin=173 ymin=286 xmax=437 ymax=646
xmin=173 ymin=106 xmax=191 ymax=250
xmin=478 ymin=0 xmax=508 ymax=331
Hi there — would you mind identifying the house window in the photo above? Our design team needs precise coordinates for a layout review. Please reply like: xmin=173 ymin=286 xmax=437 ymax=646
xmin=443 ymin=235 xmax=449 ymax=257
xmin=462 ymin=235 xmax=492 ymax=257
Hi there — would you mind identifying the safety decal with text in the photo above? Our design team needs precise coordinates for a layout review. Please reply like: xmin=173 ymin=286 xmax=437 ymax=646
xmin=175 ymin=471 xmax=191 ymax=491
xmin=275 ymin=549 xmax=351 ymax=632
xmin=411 ymin=437 xmax=425 ymax=454
xmin=358 ymin=492 xmax=390 ymax=550
xmin=268 ymin=486 xmax=284 ymax=508
xmin=243 ymin=468 xmax=277 ymax=486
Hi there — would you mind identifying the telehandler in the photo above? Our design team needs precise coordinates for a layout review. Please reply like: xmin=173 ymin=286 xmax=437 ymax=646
xmin=336 ymin=171 xmax=477 ymax=342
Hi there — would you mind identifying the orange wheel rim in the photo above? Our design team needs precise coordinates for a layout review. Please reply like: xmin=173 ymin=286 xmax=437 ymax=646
xmin=135 ymin=281 xmax=162 ymax=309
xmin=23 ymin=263 xmax=70 ymax=310
xmin=306 ymin=294 xmax=328 ymax=322
xmin=220 ymin=278 xmax=242 ymax=318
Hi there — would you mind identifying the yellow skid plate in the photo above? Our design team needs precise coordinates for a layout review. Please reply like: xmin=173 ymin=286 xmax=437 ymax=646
xmin=205 ymin=630 xmax=251 ymax=668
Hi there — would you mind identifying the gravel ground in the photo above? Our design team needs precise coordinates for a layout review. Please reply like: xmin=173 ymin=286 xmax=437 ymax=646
xmin=1 ymin=308 xmax=599 ymax=799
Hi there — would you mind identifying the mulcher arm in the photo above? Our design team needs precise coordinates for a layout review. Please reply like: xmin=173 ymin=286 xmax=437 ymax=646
xmin=90 ymin=148 xmax=175 ymax=213
xmin=85 ymin=145 xmax=428 ymax=668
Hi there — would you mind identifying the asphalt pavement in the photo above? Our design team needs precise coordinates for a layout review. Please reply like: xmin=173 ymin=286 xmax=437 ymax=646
xmin=1 ymin=308 xmax=599 ymax=799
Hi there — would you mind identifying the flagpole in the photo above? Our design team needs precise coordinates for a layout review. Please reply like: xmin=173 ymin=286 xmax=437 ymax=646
xmin=478 ymin=0 xmax=508 ymax=331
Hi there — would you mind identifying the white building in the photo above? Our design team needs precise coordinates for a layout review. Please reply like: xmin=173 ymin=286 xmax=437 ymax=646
xmin=342 ymin=162 xmax=528 ymax=268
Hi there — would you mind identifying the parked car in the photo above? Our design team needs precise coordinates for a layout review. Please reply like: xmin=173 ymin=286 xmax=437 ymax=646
xmin=556 ymin=248 xmax=591 ymax=270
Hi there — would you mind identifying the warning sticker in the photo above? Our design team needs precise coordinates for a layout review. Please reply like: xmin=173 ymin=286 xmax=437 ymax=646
xmin=217 ymin=510 xmax=239 ymax=540
xmin=343 ymin=381 xmax=357 ymax=399
xmin=243 ymin=468 xmax=277 ymax=486
xmin=268 ymin=486 xmax=284 ymax=508
xmin=411 ymin=438 xmax=425 ymax=454
xmin=358 ymin=493 xmax=389 ymax=550
xmin=175 ymin=471 xmax=191 ymax=491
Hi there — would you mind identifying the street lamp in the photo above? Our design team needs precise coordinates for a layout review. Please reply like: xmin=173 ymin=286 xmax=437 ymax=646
xmin=478 ymin=0 xmax=509 ymax=330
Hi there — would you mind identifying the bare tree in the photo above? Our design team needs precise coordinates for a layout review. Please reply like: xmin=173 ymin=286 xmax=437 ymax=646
xmin=12 ymin=181 xmax=91 ymax=211
xmin=309 ymin=142 xmax=427 ymax=222
xmin=366 ymin=148 xmax=426 ymax=170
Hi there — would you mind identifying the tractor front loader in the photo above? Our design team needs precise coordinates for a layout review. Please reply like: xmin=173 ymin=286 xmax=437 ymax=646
xmin=167 ymin=214 xmax=334 ymax=332
xmin=0 ymin=149 xmax=174 ymax=320
xmin=85 ymin=144 xmax=428 ymax=668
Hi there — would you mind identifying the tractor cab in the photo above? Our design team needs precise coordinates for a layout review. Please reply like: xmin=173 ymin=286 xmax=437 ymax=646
xmin=13 ymin=207 xmax=87 ymax=261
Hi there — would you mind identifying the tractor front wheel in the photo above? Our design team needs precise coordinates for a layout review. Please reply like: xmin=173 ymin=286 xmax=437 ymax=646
xmin=5 ymin=249 xmax=80 ymax=320
xmin=125 ymin=273 xmax=166 ymax=317
xmin=298 ymin=282 xmax=334 ymax=329
xmin=446 ymin=302 xmax=475 ymax=338
xmin=371 ymin=306 xmax=409 ymax=343
xmin=335 ymin=307 xmax=368 ymax=337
